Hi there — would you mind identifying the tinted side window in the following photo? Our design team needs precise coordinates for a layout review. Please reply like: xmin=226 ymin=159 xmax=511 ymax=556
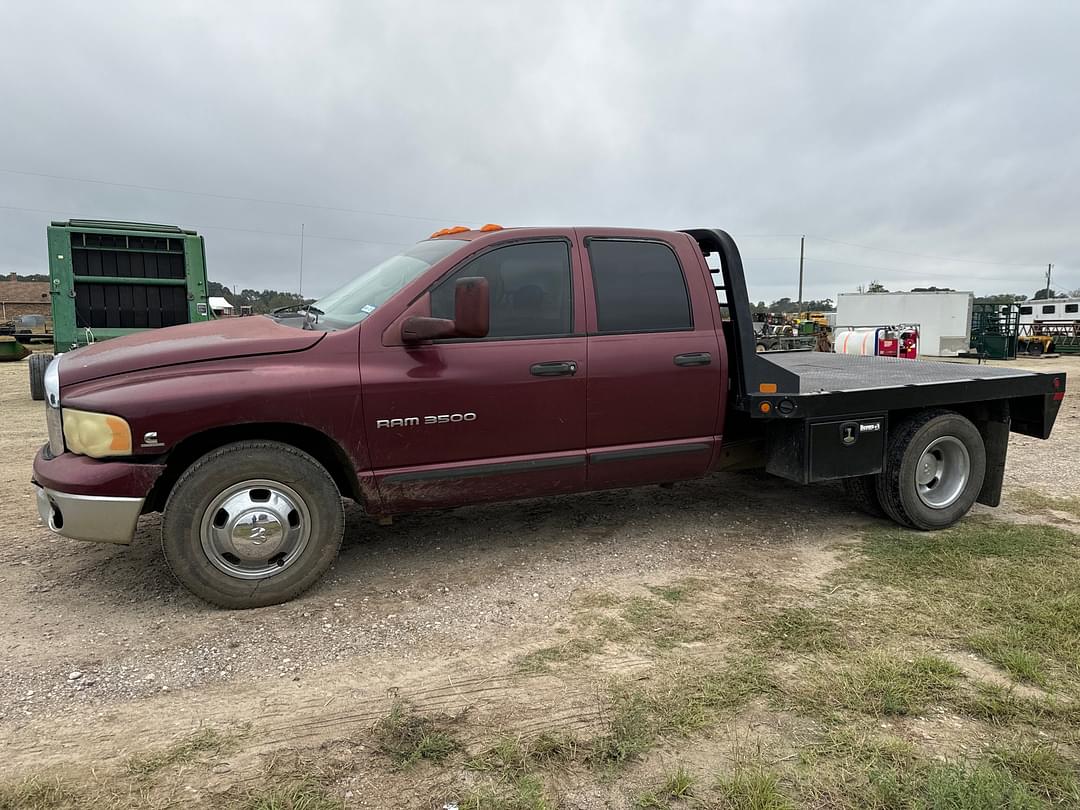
xmin=1042 ymin=305 xmax=1056 ymax=314
xmin=431 ymin=241 xmax=572 ymax=339
xmin=1020 ymin=306 xmax=1033 ymax=315
xmin=1067 ymin=304 xmax=1078 ymax=314
xmin=587 ymin=240 xmax=692 ymax=334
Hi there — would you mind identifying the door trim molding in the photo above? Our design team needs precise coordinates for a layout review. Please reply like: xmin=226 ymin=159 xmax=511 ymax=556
xmin=589 ymin=442 xmax=712 ymax=465
xmin=382 ymin=455 xmax=585 ymax=484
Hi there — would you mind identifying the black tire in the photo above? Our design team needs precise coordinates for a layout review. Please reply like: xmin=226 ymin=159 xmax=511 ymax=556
xmin=28 ymin=352 xmax=52 ymax=401
xmin=875 ymin=410 xmax=986 ymax=531
xmin=842 ymin=475 xmax=886 ymax=518
xmin=162 ymin=441 xmax=345 ymax=609
xmin=1027 ymin=340 xmax=1044 ymax=357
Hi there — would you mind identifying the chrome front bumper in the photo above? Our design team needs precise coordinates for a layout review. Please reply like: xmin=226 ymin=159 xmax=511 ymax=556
xmin=36 ymin=485 xmax=144 ymax=545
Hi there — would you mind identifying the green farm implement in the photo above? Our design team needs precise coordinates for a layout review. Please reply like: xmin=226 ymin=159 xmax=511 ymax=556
xmin=29 ymin=220 xmax=212 ymax=399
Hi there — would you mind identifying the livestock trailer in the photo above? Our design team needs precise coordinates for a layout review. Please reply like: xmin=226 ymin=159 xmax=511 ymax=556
xmin=28 ymin=220 xmax=212 ymax=399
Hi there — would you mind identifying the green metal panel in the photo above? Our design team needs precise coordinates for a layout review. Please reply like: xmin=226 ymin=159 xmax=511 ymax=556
xmin=183 ymin=233 xmax=212 ymax=323
xmin=47 ymin=225 xmax=78 ymax=351
xmin=46 ymin=221 xmax=213 ymax=352
xmin=970 ymin=303 xmax=1019 ymax=360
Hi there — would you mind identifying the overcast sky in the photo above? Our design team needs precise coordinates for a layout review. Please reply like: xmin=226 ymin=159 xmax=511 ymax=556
xmin=2 ymin=0 xmax=1076 ymax=304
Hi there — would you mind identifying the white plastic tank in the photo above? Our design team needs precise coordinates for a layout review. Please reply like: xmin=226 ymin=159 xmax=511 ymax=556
xmin=834 ymin=327 xmax=880 ymax=355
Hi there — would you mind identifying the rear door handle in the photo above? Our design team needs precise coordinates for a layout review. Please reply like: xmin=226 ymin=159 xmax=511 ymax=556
xmin=530 ymin=361 xmax=578 ymax=377
xmin=674 ymin=352 xmax=712 ymax=367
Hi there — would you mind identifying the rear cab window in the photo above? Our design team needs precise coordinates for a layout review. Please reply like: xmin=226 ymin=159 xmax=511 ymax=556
xmin=585 ymin=239 xmax=692 ymax=334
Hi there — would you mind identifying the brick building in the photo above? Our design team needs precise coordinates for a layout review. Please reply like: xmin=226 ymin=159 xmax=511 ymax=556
xmin=0 ymin=274 xmax=51 ymax=321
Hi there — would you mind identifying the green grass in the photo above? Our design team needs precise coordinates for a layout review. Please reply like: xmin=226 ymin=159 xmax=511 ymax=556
xmin=372 ymin=701 xmax=461 ymax=768
xmin=799 ymin=730 xmax=1067 ymax=809
xmin=969 ymin=630 xmax=1048 ymax=686
xmin=126 ymin=727 xmax=240 ymax=777
xmin=646 ymin=579 xmax=708 ymax=605
xmin=586 ymin=684 xmax=655 ymax=769
xmin=572 ymin=590 xmax=622 ymax=609
xmin=514 ymin=638 xmax=602 ymax=674
xmin=457 ymin=775 xmax=550 ymax=810
xmin=1009 ymin=488 xmax=1080 ymax=520
xmin=619 ymin=596 xmax=713 ymax=649
xmin=756 ymin=606 xmax=843 ymax=654
xmin=239 ymin=779 xmax=344 ymax=810
xmin=804 ymin=653 xmax=961 ymax=717
xmin=633 ymin=766 xmax=695 ymax=808
xmin=656 ymin=657 xmax=775 ymax=734
xmin=855 ymin=520 xmax=1080 ymax=692
xmin=715 ymin=764 xmax=793 ymax=810
xmin=988 ymin=739 xmax=1080 ymax=806
xmin=0 ymin=777 xmax=84 ymax=810
xmin=465 ymin=732 xmax=579 ymax=774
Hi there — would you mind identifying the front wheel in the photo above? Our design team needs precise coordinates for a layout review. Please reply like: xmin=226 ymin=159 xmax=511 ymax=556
xmin=162 ymin=441 xmax=344 ymax=608
xmin=28 ymin=352 xmax=53 ymax=401
xmin=875 ymin=410 xmax=986 ymax=530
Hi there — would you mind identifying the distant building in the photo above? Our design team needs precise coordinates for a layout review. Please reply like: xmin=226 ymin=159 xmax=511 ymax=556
xmin=0 ymin=274 xmax=51 ymax=321
xmin=209 ymin=296 xmax=235 ymax=317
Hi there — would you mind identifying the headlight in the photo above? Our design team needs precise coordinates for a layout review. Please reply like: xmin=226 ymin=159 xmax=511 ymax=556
xmin=62 ymin=409 xmax=133 ymax=458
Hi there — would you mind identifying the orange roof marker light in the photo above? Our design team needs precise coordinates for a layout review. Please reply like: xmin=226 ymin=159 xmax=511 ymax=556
xmin=429 ymin=225 xmax=470 ymax=238
xmin=480 ymin=223 xmax=503 ymax=232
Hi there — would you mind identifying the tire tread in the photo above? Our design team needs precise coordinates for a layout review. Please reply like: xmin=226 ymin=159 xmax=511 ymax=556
xmin=161 ymin=440 xmax=344 ymax=609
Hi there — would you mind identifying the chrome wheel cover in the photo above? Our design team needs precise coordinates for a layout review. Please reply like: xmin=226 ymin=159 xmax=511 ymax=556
xmin=200 ymin=479 xmax=311 ymax=580
xmin=914 ymin=436 xmax=970 ymax=509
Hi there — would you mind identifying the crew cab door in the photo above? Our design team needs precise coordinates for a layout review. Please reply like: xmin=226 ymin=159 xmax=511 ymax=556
xmin=361 ymin=237 xmax=588 ymax=511
xmin=580 ymin=231 xmax=726 ymax=489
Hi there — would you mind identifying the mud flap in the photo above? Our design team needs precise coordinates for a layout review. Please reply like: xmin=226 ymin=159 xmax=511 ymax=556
xmin=976 ymin=409 xmax=1010 ymax=508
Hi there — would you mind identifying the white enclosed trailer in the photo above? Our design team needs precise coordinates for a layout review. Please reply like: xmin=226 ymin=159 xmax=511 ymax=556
xmin=835 ymin=291 xmax=974 ymax=357
xmin=1018 ymin=298 xmax=1080 ymax=326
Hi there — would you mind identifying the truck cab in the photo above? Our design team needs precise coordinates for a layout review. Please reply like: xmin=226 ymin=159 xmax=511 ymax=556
xmin=32 ymin=227 xmax=1065 ymax=608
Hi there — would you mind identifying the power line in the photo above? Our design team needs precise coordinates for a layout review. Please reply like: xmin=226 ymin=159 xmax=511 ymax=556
xmin=811 ymin=235 xmax=1038 ymax=268
xmin=0 ymin=167 xmax=473 ymax=225
xmin=803 ymin=255 xmax=1035 ymax=283
xmin=0 ymin=203 xmax=410 ymax=247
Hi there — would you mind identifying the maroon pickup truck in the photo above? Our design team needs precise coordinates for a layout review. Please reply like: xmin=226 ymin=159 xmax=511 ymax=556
xmin=32 ymin=227 xmax=1065 ymax=608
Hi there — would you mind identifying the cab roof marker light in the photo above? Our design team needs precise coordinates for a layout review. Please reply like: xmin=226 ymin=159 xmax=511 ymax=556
xmin=480 ymin=223 xmax=503 ymax=232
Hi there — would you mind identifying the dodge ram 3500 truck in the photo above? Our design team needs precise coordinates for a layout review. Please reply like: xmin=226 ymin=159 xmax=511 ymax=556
xmin=32 ymin=227 xmax=1065 ymax=608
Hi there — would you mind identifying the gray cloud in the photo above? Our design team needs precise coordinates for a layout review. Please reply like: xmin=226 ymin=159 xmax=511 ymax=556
xmin=1 ymin=0 xmax=1076 ymax=303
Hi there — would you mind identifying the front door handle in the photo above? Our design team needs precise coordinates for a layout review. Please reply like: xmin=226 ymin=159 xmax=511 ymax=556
xmin=531 ymin=361 xmax=578 ymax=377
xmin=674 ymin=352 xmax=712 ymax=367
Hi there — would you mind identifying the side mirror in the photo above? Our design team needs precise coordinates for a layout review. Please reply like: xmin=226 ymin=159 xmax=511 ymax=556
xmin=402 ymin=277 xmax=489 ymax=343
xmin=451 ymin=276 xmax=489 ymax=338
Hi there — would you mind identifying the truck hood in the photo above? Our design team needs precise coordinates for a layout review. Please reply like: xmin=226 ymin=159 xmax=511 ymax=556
xmin=60 ymin=316 xmax=326 ymax=385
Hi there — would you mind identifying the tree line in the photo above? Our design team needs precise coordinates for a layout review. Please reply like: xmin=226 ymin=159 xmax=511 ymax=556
xmin=207 ymin=281 xmax=306 ymax=314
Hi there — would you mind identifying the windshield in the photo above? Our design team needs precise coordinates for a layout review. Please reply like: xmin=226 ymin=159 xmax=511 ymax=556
xmin=312 ymin=239 xmax=466 ymax=328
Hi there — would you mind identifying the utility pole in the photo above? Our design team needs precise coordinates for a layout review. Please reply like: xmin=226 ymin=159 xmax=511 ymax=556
xmin=1045 ymin=263 xmax=1053 ymax=299
xmin=298 ymin=223 xmax=306 ymax=300
xmin=797 ymin=235 xmax=805 ymax=316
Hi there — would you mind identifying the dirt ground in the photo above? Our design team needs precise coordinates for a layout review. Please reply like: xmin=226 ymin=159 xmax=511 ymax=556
xmin=0 ymin=352 xmax=1076 ymax=806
